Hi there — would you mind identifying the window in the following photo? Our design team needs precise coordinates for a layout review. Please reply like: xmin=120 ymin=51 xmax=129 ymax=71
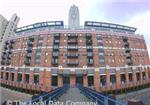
xmin=87 ymin=52 xmax=93 ymax=56
xmin=99 ymin=59 xmax=105 ymax=63
xmin=97 ymin=35 xmax=102 ymax=40
xmin=110 ymin=75 xmax=116 ymax=84
xmin=18 ymin=73 xmax=22 ymax=82
xmin=99 ymin=52 xmax=104 ymax=56
xmin=52 ymin=76 xmax=58 ymax=86
xmin=34 ymin=75 xmax=39 ymax=84
xmin=100 ymin=75 xmax=106 ymax=86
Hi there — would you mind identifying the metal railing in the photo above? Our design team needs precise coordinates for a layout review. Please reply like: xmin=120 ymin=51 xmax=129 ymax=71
xmin=78 ymin=85 xmax=127 ymax=105
xmin=21 ymin=85 xmax=69 ymax=105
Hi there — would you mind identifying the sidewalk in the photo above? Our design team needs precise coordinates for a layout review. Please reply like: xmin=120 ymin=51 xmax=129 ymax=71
xmin=58 ymin=87 xmax=91 ymax=103
xmin=0 ymin=87 xmax=32 ymax=105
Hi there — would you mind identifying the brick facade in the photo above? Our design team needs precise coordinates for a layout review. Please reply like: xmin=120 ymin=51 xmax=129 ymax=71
xmin=0 ymin=27 xmax=150 ymax=92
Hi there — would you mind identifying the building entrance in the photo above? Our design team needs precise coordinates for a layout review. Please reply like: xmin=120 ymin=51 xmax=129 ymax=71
xmin=76 ymin=76 xmax=83 ymax=85
xmin=63 ymin=76 xmax=70 ymax=85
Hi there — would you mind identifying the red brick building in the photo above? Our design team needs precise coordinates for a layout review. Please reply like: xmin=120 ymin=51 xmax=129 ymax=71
xmin=0 ymin=21 xmax=150 ymax=92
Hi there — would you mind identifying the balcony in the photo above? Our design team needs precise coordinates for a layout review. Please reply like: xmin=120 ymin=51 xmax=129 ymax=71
xmin=5 ymin=41 xmax=9 ymax=45
xmin=29 ymin=37 xmax=34 ymax=41
xmin=53 ymin=45 xmax=59 ymax=51
xmin=127 ymin=62 xmax=132 ymax=66
xmin=87 ymin=53 xmax=93 ymax=57
xmin=8 ymin=50 xmax=12 ymax=54
xmin=86 ymin=34 xmax=92 ymax=38
xmin=87 ymin=59 xmax=94 ymax=65
xmin=54 ymin=40 xmax=59 ymax=44
xmin=2 ymin=56 xmax=6 ymax=59
xmin=27 ymin=41 xmax=33 ymax=47
xmin=87 ymin=61 xmax=94 ymax=65
xmin=26 ymin=53 xmax=32 ymax=58
xmin=67 ymin=60 xmax=78 ymax=65
xmin=24 ymin=60 xmax=31 ymax=65
xmin=52 ymin=53 xmax=59 ymax=58
xmin=123 ymin=37 xmax=128 ymax=42
xmin=6 ymin=61 xmax=11 ymax=65
xmin=68 ymin=39 xmax=78 ymax=44
xmin=3 ymin=51 xmax=6 ymax=54
xmin=68 ymin=34 xmax=78 ymax=38
xmin=7 ymin=55 xmax=11 ymax=59
xmin=125 ymin=48 xmax=131 ymax=53
xmin=27 ymin=47 xmax=32 ymax=53
xmin=1 ymin=61 xmax=5 ymax=65
xmin=54 ymin=33 xmax=59 ymax=38
xmin=67 ymin=46 xmax=78 ymax=51
xmin=87 ymin=46 xmax=93 ymax=51
xmin=67 ymin=53 xmax=78 ymax=58
xmin=10 ymin=40 xmax=15 ymax=44
xmin=86 ymin=40 xmax=92 ymax=45
xmin=9 ymin=45 xmax=13 ymax=49
xmin=126 ymin=54 xmax=132 ymax=58
xmin=4 ymin=46 xmax=8 ymax=50
xmin=124 ymin=42 xmax=129 ymax=46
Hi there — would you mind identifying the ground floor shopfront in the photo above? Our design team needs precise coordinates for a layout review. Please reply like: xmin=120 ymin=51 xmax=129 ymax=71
xmin=0 ymin=65 xmax=150 ymax=93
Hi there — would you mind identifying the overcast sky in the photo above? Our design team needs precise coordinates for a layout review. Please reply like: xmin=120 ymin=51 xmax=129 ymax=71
xmin=0 ymin=0 xmax=150 ymax=56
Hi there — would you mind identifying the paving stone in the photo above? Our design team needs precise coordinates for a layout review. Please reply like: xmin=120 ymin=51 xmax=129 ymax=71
xmin=116 ymin=88 xmax=150 ymax=105
xmin=58 ymin=87 xmax=91 ymax=103
xmin=0 ymin=87 xmax=32 ymax=105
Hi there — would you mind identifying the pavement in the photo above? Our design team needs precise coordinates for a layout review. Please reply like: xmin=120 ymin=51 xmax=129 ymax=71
xmin=116 ymin=87 xmax=150 ymax=105
xmin=0 ymin=86 xmax=32 ymax=105
xmin=58 ymin=87 xmax=92 ymax=104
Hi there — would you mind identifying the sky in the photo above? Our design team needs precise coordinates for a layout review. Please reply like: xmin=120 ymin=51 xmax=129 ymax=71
xmin=0 ymin=0 xmax=150 ymax=56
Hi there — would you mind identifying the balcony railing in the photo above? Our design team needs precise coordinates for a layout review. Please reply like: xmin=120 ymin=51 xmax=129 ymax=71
xmin=123 ymin=37 xmax=128 ymax=42
xmin=125 ymin=48 xmax=130 ymax=52
xmin=67 ymin=46 xmax=78 ymax=51
xmin=10 ymin=40 xmax=15 ymax=44
xmin=67 ymin=60 xmax=78 ymax=65
xmin=54 ymin=40 xmax=59 ymax=43
xmin=29 ymin=37 xmax=34 ymax=41
xmin=87 ymin=61 xmax=93 ymax=65
xmin=68 ymin=39 xmax=78 ymax=44
xmin=27 ymin=41 xmax=33 ymax=46
xmin=26 ymin=53 xmax=32 ymax=58
xmin=126 ymin=54 xmax=132 ymax=58
xmin=27 ymin=47 xmax=32 ymax=53
xmin=86 ymin=40 xmax=92 ymax=44
xmin=67 ymin=53 xmax=78 ymax=58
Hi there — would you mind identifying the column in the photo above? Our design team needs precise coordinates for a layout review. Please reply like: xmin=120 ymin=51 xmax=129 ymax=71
xmin=39 ymin=70 xmax=45 ymax=90
xmin=132 ymin=66 xmax=137 ymax=82
xmin=58 ymin=75 xmax=63 ymax=87
xmin=83 ymin=75 xmax=88 ymax=87
xmin=125 ymin=65 xmax=129 ymax=83
xmin=106 ymin=66 xmax=110 ymax=90
xmin=22 ymin=69 xmax=26 ymax=83
xmin=44 ymin=70 xmax=52 ymax=92
xmin=148 ymin=66 xmax=150 ymax=79
xmin=116 ymin=67 xmax=121 ymax=89
xmin=145 ymin=67 xmax=149 ymax=80
xmin=8 ymin=71 xmax=11 ymax=81
xmin=3 ymin=69 xmax=6 ymax=81
xmin=14 ymin=68 xmax=18 ymax=87
xmin=139 ymin=66 xmax=143 ymax=81
xmin=29 ymin=70 xmax=34 ymax=84
xmin=94 ymin=68 xmax=100 ymax=91
xmin=14 ymin=68 xmax=18 ymax=82
xmin=70 ymin=75 xmax=76 ymax=87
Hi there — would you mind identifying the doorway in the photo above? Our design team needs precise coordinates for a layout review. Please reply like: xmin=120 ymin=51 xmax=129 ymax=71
xmin=63 ymin=76 xmax=70 ymax=85
xmin=76 ymin=76 xmax=83 ymax=85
